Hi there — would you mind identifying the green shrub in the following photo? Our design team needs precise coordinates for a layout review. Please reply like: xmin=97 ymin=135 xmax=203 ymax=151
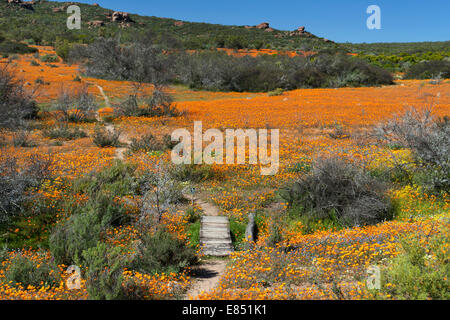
xmin=42 ymin=124 xmax=87 ymax=140
xmin=131 ymin=228 xmax=197 ymax=274
xmin=0 ymin=40 xmax=37 ymax=55
xmin=114 ymin=90 xmax=180 ymax=118
xmin=404 ymin=60 xmax=450 ymax=80
xmin=72 ymin=160 xmax=139 ymax=197
xmin=55 ymin=38 xmax=74 ymax=61
xmin=49 ymin=210 xmax=103 ymax=266
xmin=40 ymin=54 xmax=59 ymax=63
xmin=170 ymin=163 xmax=216 ymax=183
xmin=229 ymin=218 xmax=247 ymax=249
xmin=1 ymin=251 xmax=60 ymax=289
xmin=379 ymin=224 xmax=450 ymax=299
xmin=82 ymin=242 xmax=130 ymax=300
xmin=186 ymin=221 xmax=200 ymax=248
xmin=49 ymin=190 xmax=130 ymax=266
xmin=267 ymin=88 xmax=284 ymax=96
xmin=129 ymin=133 xmax=175 ymax=153
xmin=184 ymin=207 xmax=201 ymax=223
xmin=92 ymin=125 xmax=121 ymax=147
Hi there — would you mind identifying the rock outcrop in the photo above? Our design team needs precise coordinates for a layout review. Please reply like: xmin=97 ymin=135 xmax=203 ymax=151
xmin=7 ymin=0 xmax=34 ymax=10
xmin=289 ymin=26 xmax=313 ymax=37
xmin=111 ymin=11 xmax=133 ymax=23
xmin=255 ymin=22 xmax=270 ymax=30
xmin=87 ymin=20 xmax=105 ymax=27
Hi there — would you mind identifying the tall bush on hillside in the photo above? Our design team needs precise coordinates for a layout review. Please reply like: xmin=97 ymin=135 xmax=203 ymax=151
xmin=70 ymin=38 xmax=174 ymax=86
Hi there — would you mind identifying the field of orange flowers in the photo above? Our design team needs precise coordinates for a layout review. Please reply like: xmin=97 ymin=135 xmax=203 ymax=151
xmin=0 ymin=46 xmax=448 ymax=300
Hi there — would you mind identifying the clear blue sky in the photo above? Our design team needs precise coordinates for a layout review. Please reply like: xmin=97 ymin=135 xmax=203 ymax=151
xmin=58 ymin=0 xmax=450 ymax=43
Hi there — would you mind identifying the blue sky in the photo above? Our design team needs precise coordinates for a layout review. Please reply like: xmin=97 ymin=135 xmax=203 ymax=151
xmin=58 ymin=0 xmax=449 ymax=43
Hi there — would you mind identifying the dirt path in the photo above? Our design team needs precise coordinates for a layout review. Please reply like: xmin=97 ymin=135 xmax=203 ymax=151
xmin=185 ymin=259 xmax=228 ymax=299
xmin=95 ymin=84 xmax=111 ymax=108
xmin=93 ymin=83 xmax=232 ymax=298
xmin=93 ymin=84 xmax=130 ymax=160
xmin=184 ymin=193 xmax=233 ymax=300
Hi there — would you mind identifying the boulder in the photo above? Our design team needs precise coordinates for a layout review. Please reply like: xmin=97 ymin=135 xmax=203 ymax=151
xmin=111 ymin=11 xmax=133 ymax=23
xmin=87 ymin=20 xmax=105 ymax=27
xmin=256 ymin=22 xmax=270 ymax=30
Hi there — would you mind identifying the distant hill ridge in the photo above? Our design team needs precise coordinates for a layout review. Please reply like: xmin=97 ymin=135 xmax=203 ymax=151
xmin=0 ymin=0 xmax=338 ymax=51
xmin=1 ymin=1 xmax=448 ymax=55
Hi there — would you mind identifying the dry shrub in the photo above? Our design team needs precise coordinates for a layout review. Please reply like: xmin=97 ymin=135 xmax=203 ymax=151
xmin=280 ymin=157 xmax=393 ymax=227
xmin=375 ymin=107 xmax=449 ymax=193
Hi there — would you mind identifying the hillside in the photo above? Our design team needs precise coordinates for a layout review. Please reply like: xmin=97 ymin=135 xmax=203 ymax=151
xmin=0 ymin=0 xmax=338 ymax=52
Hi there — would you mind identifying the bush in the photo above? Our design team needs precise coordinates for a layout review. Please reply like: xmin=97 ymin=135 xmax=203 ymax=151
xmin=404 ymin=60 xmax=450 ymax=80
xmin=51 ymin=86 xmax=97 ymax=123
xmin=82 ymin=242 xmax=130 ymax=300
xmin=39 ymin=54 xmax=59 ymax=63
xmin=140 ymin=164 xmax=184 ymax=226
xmin=12 ymin=129 xmax=36 ymax=147
xmin=379 ymin=223 xmax=450 ymax=299
xmin=170 ymin=163 xmax=216 ymax=183
xmin=49 ymin=191 xmax=130 ymax=266
xmin=129 ymin=133 xmax=175 ymax=153
xmin=114 ymin=89 xmax=179 ymax=118
xmin=49 ymin=209 xmax=103 ymax=266
xmin=184 ymin=207 xmax=201 ymax=224
xmin=0 ymin=39 xmax=37 ymax=55
xmin=1 ymin=251 xmax=61 ymax=289
xmin=72 ymin=160 xmax=139 ymax=197
xmin=267 ymin=88 xmax=284 ymax=96
xmin=0 ymin=63 xmax=38 ymax=130
xmin=131 ymin=228 xmax=197 ymax=274
xmin=42 ymin=123 xmax=87 ymax=140
xmin=279 ymin=157 xmax=394 ymax=227
xmin=92 ymin=125 xmax=121 ymax=148
xmin=176 ymin=52 xmax=393 ymax=92
xmin=0 ymin=155 xmax=52 ymax=223
xmin=375 ymin=108 xmax=450 ymax=193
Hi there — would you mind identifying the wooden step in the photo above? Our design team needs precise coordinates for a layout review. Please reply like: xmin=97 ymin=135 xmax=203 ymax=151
xmin=199 ymin=215 xmax=234 ymax=257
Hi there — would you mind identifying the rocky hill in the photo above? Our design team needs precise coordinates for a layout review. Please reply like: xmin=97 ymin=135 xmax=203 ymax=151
xmin=0 ymin=0 xmax=337 ymax=52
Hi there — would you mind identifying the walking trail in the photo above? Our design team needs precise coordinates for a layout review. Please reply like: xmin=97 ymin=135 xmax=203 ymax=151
xmin=184 ymin=194 xmax=233 ymax=299
xmin=94 ymin=84 xmax=129 ymax=160
xmin=95 ymin=84 xmax=232 ymax=299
